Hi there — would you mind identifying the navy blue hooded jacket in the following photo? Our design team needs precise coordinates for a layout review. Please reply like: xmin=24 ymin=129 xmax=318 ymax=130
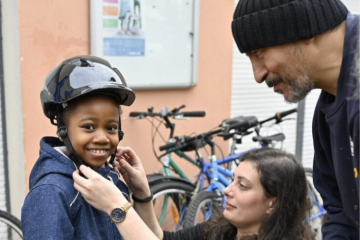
xmin=313 ymin=13 xmax=359 ymax=240
xmin=21 ymin=137 xmax=129 ymax=240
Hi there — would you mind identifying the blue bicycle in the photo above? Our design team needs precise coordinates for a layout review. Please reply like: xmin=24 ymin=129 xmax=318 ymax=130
xmin=155 ymin=110 xmax=295 ymax=229
xmin=130 ymin=106 xmax=284 ymax=231
xmin=177 ymin=110 xmax=325 ymax=239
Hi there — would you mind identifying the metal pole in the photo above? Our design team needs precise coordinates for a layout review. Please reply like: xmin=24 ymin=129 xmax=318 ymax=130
xmin=0 ymin=0 xmax=11 ymax=213
xmin=296 ymin=99 xmax=305 ymax=163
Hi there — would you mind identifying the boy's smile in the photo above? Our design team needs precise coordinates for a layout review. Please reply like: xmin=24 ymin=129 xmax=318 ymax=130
xmin=65 ymin=94 xmax=120 ymax=168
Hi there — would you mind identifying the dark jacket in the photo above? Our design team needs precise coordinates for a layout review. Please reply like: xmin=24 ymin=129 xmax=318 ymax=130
xmin=21 ymin=137 xmax=129 ymax=240
xmin=163 ymin=223 xmax=206 ymax=240
xmin=313 ymin=13 xmax=359 ymax=240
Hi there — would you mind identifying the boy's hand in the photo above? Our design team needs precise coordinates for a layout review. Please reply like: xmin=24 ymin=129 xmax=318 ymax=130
xmin=73 ymin=166 xmax=127 ymax=215
xmin=113 ymin=146 xmax=151 ymax=199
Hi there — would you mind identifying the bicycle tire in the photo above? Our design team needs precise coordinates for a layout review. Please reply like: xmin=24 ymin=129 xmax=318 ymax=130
xmin=182 ymin=191 xmax=223 ymax=229
xmin=305 ymin=168 xmax=324 ymax=240
xmin=0 ymin=210 xmax=23 ymax=239
xmin=150 ymin=181 xmax=195 ymax=231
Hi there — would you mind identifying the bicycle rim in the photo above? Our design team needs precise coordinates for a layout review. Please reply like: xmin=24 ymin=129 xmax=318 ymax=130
xmin=0 ymin=210 xmax=23 ymax=240
xmin=151 ymin=182 xmax=194 ymax=231
xmin=183 ymin=191 xmax=222 ymax=228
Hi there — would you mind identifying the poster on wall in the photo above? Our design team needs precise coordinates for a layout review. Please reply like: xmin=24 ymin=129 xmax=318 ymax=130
xmin=91 ymin=0 xmax=200 ymax=89
xmin=103 ymin=0 xmax=145 ymax=56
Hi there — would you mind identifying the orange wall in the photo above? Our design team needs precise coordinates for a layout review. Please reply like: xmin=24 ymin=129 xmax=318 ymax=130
xmin=19 ymin=0 xmax=234 ymax=187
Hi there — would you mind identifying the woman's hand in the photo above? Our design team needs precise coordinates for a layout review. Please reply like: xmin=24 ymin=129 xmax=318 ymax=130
xmin=113 ymin=146 xmax=151 ymax=199
xmin=73 ymin=165 xmax=127 ymax=215
xmin=74 ymin=166 xmax=162 ymax=240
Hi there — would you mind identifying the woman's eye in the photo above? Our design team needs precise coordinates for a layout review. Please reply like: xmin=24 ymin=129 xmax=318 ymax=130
xmin=239 ymin=183 xmax=247 ymax=189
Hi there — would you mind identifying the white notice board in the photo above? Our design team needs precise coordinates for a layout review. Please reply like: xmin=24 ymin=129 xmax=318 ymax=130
xmin=90 ymin=0 xmax=200 ymax=89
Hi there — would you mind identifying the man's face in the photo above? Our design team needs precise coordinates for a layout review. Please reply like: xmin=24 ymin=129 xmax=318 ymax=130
xmin=246 ymin=43 xmax=315 ymax=103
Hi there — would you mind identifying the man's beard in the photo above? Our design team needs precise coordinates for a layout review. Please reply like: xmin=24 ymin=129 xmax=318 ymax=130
xmin=265 ymin=68 xmax=315 ymax=103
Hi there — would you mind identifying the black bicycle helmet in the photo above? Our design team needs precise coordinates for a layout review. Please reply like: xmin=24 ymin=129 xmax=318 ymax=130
xmin=40 ymin=55 xmax=136 ymax=169
xmin=41 ymin=55 xmax=135 ymax=122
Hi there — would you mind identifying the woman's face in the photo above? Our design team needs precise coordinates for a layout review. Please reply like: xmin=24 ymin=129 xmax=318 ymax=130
xmin=223 ymin=160 xmax=275 ymax=234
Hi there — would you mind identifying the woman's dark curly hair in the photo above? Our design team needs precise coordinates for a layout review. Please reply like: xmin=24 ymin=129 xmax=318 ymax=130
xmin=203 ymin=148 xmax=315 ymax=240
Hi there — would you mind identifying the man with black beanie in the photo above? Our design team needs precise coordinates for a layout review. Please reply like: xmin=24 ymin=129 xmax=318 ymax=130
xmin=232 ymin=0 xmax=359 ymax=239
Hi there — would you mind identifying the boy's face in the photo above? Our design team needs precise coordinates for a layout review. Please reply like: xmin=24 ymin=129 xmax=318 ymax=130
xmin=66 ymin=94 xmax=120 ymax=168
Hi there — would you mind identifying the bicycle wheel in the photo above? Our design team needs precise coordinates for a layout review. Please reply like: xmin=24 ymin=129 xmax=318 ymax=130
xmin=0 ymin=210 xmax=23 ymax=240
xmin=183 ymin=191 xmax=223 ymax=229
xmin=150 ymin=181 xmax=194 ymax=231
xmin=305 ymin=168 xmax=324 ymax=240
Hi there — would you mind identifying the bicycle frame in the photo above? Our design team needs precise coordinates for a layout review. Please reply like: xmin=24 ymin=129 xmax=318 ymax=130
xmin=308 ymin=195 xmax=327 ymax=221
xmin=195 ymin=146 xmax=261 ymax=211
xmin=198 ymin=137 xmax=269 ymax=195
xmin=161 ymin=150 xmax=200 ymax=181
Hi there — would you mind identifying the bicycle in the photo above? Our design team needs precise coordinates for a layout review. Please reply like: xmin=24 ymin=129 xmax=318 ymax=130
xmin=130 ymin=106 xmax=261 ymax=231
xmin=159 ymin=112 xmax=288 ymax=228
xmin=129 ymin=107 xmax=318 ymax=233
xmin=151 ymin=110 xmax=293 ymax=230
xmin=178 ymin=111 xmax=325 ymax=239
xmin=0 ymin=209 xmax=23 ymax=239
xmin=129 ymin=105 xmax=206 ymax=231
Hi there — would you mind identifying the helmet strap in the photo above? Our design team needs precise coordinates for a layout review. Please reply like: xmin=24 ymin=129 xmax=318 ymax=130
xmin=109 ymin=115 xmax=123 ymax=165
xmin=118 ymin=115 xmax=124 ymax=141
xmin=56 ymin=107 xmax=85 ymax=169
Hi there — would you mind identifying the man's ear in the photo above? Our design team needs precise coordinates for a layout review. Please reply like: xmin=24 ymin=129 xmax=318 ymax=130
xmin=303 ymin=37 xmax=315 ymax=45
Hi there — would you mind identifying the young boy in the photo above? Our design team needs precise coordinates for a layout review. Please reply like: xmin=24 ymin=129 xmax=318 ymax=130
xmin=21 ymin=56 xmax=136 ymax=239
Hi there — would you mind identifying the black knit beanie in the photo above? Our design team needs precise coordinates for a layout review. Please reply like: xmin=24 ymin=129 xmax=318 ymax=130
xmin=232 ymin=0 xmax=348 ymax=53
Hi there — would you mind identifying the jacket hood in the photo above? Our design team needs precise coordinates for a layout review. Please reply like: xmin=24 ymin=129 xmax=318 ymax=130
xmin=29 ymin=137 xmax=117 ymax=189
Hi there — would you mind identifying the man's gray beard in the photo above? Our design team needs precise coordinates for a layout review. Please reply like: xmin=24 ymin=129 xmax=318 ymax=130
xmin=283 ymin=74 xmax=315 ymax=103
xmin=282 ymin=45 xmax=315 ymax=103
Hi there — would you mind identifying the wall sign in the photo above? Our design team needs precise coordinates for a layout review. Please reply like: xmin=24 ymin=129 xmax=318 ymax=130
xmin=90 ymin=0 xmax=200 ymax=89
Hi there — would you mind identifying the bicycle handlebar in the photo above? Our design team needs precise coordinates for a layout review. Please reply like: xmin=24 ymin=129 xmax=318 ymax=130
xmin=178 ymin=111 xmax=206 ymax=117
xmin=159 ymin=108 xmax=295 ymax=153
xmin=259 ymin=108 xmax=297 ymax=125
xmin=159 ymin=141 xmax=178 ymax=151
xmin=129 ymin=108 xmax=205 ymax=118
xmin=129 ymin=112 xmax=161 ymax=117
xmin=276 ymin=108 xmax=297 ymax=119
xmin=159 ymin=128 xmax=222 ymax=152
xmin=225 ymin=116 xmax=258 ymax=132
